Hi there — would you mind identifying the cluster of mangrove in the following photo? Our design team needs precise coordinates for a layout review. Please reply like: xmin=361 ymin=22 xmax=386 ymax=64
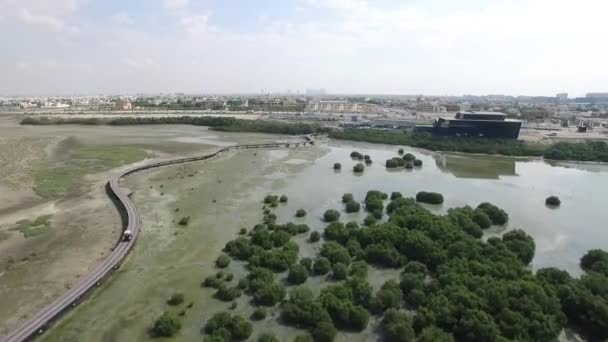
xmin=330 ymin=129 xmax=608 ymax=162
xmin=386 ymin=149 xmax=423 ymax=169
xmin=20 ymin=116 xmax=329 ymax=135
xmin=196 ymin=188 xmax=608 ymax=342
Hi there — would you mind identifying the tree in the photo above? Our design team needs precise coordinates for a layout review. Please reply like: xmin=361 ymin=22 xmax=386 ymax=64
xmin=413 ymin=159 xmax=423 ymax=167
xmin=353 ymin=163 xmax=365 ymax=173
xmin=398 ymin=148 xmax=405 ymax=155
xmin=502 ymin=229 xmax=535 ymax=265
xmin=300 ymin=257 xmax=313 ymax=271
xmin=350 ymin=151 xmax=363 ymax=159
xmin=454 ymin=309 xmax=500 ymax=342
xmin=332 ymin=262 xmax=348 ymax=280
xmin=391 ymin=192 xmax=403 ymax=200
xmin=314 ymin=257 xmax=332 ymax=275
xmin=342 ymin=193 xmax=354 ymax=203
xmin=311 ymin=321 xmax=338 ymax=342
xmin=349 ymin=260 xmax=368 ymax=278
xmin=545 ymin=196 xmax=561 ymax=206
xmin=294 ymin=335 xmax=313 ymax=342
xmin=477 ymin=202 xmax=509 ymax=225
xmin=321 ymin=241 xmax=352 ymax=265
xmin=371 ymin=280 xmax=403 ymax=314
xmin=345 ymin=200 xmax=361 ymax=213
xmin=324 ymin=209 xmax=341 ymax=222
xmin=418 ymin=326 xmax=454 ymax=342
xmin=416 ymin=191 xmax=444 ymax=205
xmin=251 ymin=308 xmax=267 ymax=321
xmin=152 ymin=312 xmax=181 ymax=337
xmin=216 ymin=255 xmax=231 ymax=268
xmin=580 ymin=249 xmax=608 ymax=275
xmin=280 ymin=195 xmax=289 ymax=203
xmin=204 ymin=313 xmax=252 ymax=341
xmin=472 ymin=209 xmax=492 ymax=229
xmin=333 ymin=162 xmax=341 ymax=170
xmin=178 ymin=216 xmax=190 ymax=226
xmin=403 ymin=153 xmax=416 ymax=161
xmin=167 ymin=293 xmax=185 ymax=306
xmin=253 ymin=281 xmax=286 ymax=306
xmin=288 ymin=264 xmax=310 ymax=285
xmin=310 ymin=231 xmax=321 ymax=242
xmin=381 ymin=308 xmax=415 ymax=342
xmin=386 ymin=159 xmax=400 ymax=168
xmin=296 ymin=208 xmax=307 ymax=217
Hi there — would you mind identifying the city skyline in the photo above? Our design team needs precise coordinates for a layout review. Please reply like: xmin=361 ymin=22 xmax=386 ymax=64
xmin=1 ymin=0 xmax=607 ymax=96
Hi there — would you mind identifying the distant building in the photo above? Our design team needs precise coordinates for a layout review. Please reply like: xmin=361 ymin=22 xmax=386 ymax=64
xmin=415 ymin=102 xmax=434 ymax=112
xmin=586 ymin=93 xmax=608 ymax=98
xmin=307 ymin=100 xmax=379 ymax=113
xmin=417 ymin=111 xmax=522 ymax=139
xmin=114 ymin=98 xmax=132 ymax=110
xmin=556 ymin=93 xmax=568 ymax=102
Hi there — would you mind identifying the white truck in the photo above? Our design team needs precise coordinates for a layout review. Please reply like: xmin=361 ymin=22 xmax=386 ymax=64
xmin=122 ymin=230 xmax=133 ymax=241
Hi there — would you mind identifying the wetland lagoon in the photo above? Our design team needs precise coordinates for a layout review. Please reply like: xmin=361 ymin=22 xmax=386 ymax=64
xmin=40 ymin=135 xmax=608 ymax=342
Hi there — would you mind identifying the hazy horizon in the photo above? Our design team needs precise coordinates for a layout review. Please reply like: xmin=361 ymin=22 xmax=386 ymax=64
xmin=1 ymin=0 xmax=607 ymax=97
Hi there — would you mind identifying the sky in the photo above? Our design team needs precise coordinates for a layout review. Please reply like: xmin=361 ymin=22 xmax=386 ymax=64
xmin=1 ymin=0 xmax=607 ymax=96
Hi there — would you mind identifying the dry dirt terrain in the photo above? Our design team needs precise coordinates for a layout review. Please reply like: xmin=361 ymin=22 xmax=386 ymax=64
xmin=0 ymin=114 xmax=270 ymax=335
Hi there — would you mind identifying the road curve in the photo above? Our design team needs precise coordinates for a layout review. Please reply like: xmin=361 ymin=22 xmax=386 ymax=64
xmin=2 ymin=136 xmax=314 ymax=342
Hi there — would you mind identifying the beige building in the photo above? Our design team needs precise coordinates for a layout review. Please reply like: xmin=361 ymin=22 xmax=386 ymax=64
xmin=307 ymin=101 xmax=379 ymax=113
xmin=114 ymin=98 xmax=132 ymax=110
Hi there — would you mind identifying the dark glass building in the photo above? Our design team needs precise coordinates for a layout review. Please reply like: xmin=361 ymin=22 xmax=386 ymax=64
xmin=418 ymin=111 xmax=522 ymax=139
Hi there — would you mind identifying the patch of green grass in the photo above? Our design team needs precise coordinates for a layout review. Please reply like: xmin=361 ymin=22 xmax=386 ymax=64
xmin=34 ymin=166 xmax=87 ymax=198
xmin=72 ymin=145 xmax=149 ymax=168
xmin=0 ymin=231 xmax=10 ymax=241
xmin=34 ymin=145 xmax=149 ymax=199
xmin=10 ymin=215 xmax=52 ymax=238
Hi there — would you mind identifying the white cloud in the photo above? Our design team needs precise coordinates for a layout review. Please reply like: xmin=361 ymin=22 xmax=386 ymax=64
xmin=110 ymin=11 xmax=134 ymax=25
xmin=163 ymin=0 xmax=190 ymax=11
xmin=179 ymin=14 xmax=209 ymax=34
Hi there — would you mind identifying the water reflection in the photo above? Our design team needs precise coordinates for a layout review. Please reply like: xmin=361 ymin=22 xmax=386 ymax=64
xmin=434 ymin=153 xmax=518 ymax=179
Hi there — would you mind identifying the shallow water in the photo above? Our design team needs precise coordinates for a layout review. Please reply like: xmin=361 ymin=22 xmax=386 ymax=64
xmin=40 ymin=136 xmax=608 ymax=342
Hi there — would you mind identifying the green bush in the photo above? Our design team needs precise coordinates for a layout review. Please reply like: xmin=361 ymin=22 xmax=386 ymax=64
xmin=413 ymin=159 xmax=423 ymax=167
xmin=216 ymin=285 xmax=242 ymax=301
xmin=370 ymin=280 xmax=402 ymax=314
xmin=152 ymin=312 xmax=181 ymax=337
xmin=472 ymin=209 xmax=492 ymax=229
xmin=178 ymin=216 xmax=190 ymax=226
xmin=251 ymin=308 xmax=267 ymax=321
xmin=204 ymin=312 xmax=252 ymax=341
xmin=398 ymin=148 xmax=405 ymax=155
xmin=296 ymin=208 xmax=307 ymax=217
xmin=386 ymin=159 xmax=400 ymax=168
xmin=332 ymin=262 xmax=348 ymax=280
xmin=390 ymin=192 xmax=403 ymax=200
xmin=416 ymin=191 xmax=444 ymax=204
xmin=321 ymin=242 xmax=352 ymax=265
xmin=323 ymin=209 xmax=341 ymax=222
xmin=310 ymin=231 xmax=321 ymax=242
xmin=239 ymin=227 xmax=247 ymax=235
xmin=311 ymin=321 xmax=338 ymax=342
xmin=545 ymin=196 xmax=561 ymax=206
xmin=345 ymin=200 xmax=361 ymax=213
xmin=580 ymin=249 xmax=608 ymax=275
xmin=216 ymin=255 xmax=231 ymax=268
xmin=280 ymin=195 xmax=289 ymax=203
xmin=404 ymin=162 xmax=414 ymax=169
xmin=333 ymin=162 xmax=342 ymax=170
xmin=288 ymin=264 xmax=310 ymax=285
xmin=381 ymin=309 xmax=415 ymax=342
xmin=313 ymin=257 xmax=332 ymax=275
xmin=203 ymin=276 xmax=223 ymax=289
xmin=477 ymin=202 xmax=509 ymax=225
xmin=167 ymin=293 xmax=185 ymax=306
xmin=342 ymin=193 xmax=354 ymax=203
xmin=258 ymin=332 xmax=279 ymax=342
xmin=349 ymin=260 xmax=368 ymax=278
xmin=403 ymin=153 xmax=416 ymax=161
xmin=300 ymin=257 xmax=313 ymax=271
xmin=353 ymin=163 xmax=365 ymax=173
xmin=350 ymin=151 xmax=363 ymax=159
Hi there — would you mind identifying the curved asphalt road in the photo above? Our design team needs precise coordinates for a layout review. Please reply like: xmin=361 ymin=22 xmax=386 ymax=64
xmin=2 ymin=136 xmax=314 ymax=342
